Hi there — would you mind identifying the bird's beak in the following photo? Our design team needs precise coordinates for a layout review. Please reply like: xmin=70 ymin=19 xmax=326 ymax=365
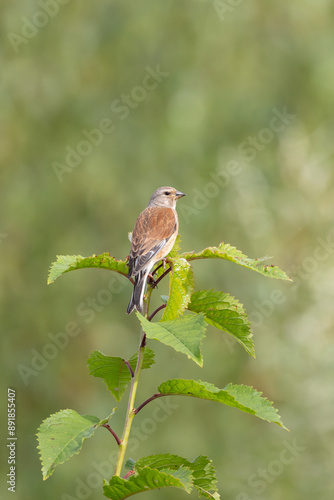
xmin=175 ymin=191 xmax=186 ymax=199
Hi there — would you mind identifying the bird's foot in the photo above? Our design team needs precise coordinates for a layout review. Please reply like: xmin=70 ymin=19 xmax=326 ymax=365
xmin=147 ymin=273 xmax=156 ymax=286
xmin=152 ymin=258 xmax=168 ymax=277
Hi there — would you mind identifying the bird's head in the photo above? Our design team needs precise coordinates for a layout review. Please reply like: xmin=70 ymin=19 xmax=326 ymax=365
xmin=148 ymin=186 xmax=186 ymax=209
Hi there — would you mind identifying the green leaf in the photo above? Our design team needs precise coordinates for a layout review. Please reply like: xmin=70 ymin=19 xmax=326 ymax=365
xmin=135 ymin=454 xmax=219 ymax=499
xmin=129 ymin=348 xmax=156 ymax=370
xmin=190 ymin=456 xmax=220 ymax=499
xmin=103 ymin=466 xmax=193 ymax=499
xmin=135 ymin=453 xmax=190 ymax=471
xmin=37 ymin=409 xmax=113 ymax=479
xmin=47 ymin=253 xmax=128 ymax=284
xmin=125 ymin=458 xmax=136 ymax=471
xmin=223 ymin=383 xmax=288 ymax=429
xmin=104 ymin=452 xmax=220 ymax=499
xmin=136 ymin=312 xmax=206 ymax=367
xmin=160 ymin=295 xmax=169 ymax=304
xmin=87 ymin=349 xmax=155 ymax=402
xmin=158 ymin=379 xmax=287 ymax=429
xmin=181 ymin=242 xmax=291 ymax=281
xmin=188 ymin=290 xmax=254 ymax=357
xmin=161 ymin=257 xmax=194 ymax=321
xmin=196 ymin=486 xmax=220 ymax=500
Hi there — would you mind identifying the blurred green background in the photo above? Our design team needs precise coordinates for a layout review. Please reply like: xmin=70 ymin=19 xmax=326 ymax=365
xmin=1 ymin=1 xmax=334 ymax=499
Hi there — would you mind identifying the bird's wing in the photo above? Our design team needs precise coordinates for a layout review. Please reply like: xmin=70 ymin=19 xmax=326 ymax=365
xmin=128 ymin=206 xmax=177 ymax=276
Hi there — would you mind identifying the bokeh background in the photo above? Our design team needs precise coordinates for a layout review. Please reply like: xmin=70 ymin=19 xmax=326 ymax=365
xmin=1 ymin=1 xmax=334 ymax=499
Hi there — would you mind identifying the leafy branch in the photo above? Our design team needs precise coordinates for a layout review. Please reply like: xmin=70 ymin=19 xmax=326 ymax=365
xmin=38 ymin=236 xmax=290 ymax=498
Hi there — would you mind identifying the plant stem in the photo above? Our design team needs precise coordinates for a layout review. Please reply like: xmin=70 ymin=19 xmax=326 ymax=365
xmin=151 ymin=264 xmax=172 ymax=289
xmin=145 ymin=284 xmax=154 ymax=314
xmin=122 ymin=470 xmax=135 ymax=479
xmin=148 ymin=303 xmax=166 ymax=321
xmin=114 ymin=329 xmax=145 ymax=476
xmin=134 ymin=393 xmax=166 ymax=414
xmin=113 ymin=285 xmax=153 ymax=476
xmin=124 ymin=360 xmax=134 ymax=377
xmin=101 ymin=424 xmax=121 ymax=446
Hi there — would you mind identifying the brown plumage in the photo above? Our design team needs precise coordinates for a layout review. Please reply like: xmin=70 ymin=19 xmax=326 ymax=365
xmin=127 ymin=187 xmax=186 ymax=314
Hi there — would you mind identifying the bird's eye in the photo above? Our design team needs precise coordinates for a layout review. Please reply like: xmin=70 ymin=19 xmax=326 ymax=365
xmin=164 ymin=191 xmax=170 ymax=196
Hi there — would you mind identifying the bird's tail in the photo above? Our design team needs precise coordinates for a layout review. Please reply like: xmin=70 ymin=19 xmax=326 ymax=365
xmin=126 ymin=269 xmax=149 ymax=314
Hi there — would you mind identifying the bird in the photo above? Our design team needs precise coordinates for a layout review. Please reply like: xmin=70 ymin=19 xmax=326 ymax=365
xmin=126 ymin=186 xmax=186 ymax=314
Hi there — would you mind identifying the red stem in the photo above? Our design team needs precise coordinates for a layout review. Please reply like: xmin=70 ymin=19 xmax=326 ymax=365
xmin=124 ymin=360 xmax=134 ymax=378
xmin=122 ymin=470 xmax=136 ymax=479
xmin=148 ymin=304 xmax=166 ymax=321
xmin=151 ymin=262 xmax=163 ymax=276
xmin=151 ymin=265 xmax=172 ymax=289
xmin=134 ymin=393 xmax=168 ymax=414
xmin=101 ymin=424 xmax=122 ymax=446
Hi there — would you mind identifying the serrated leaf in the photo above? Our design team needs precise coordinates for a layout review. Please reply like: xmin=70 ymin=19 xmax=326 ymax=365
xmin=88 ymin=352 xmax=131 ymax=402
xmin=135 ymin=454 xmax=219 ymax=499
xmin=196 ymin=486 xmax=220 ymax=500
xmin=223 ymin=383 xmax=288 ymax=429
xmin=88 ymin=349 xmax=155 ymax=402
xmin=190 ymin=456 xmax=219 ymax=499
xmin=188 ymin=290 xmax=254 ymax=357
xmin=158 ymin=379 xmax=287 ymax=429
xmin=136 ymin=312 xmax=206 ymax=367
xmin=190 ymin=456 xmax=217 ymax=490
xmin=162 ymin=258 xmax=194 ymax=321
xmin=135 ymin=453 xmax=189 ymax=471
xmin=129 ymin=348 xmax=155 ymax=371
xmin=37 ymin=409 xmax=112 ymax=479
xmin=47 ymin=253 xmax=128 ymax=284
xmin=181 ymin=243 xmax=291 ymax=281
xmin=103 ymin=466 xmax=193 ymax=499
